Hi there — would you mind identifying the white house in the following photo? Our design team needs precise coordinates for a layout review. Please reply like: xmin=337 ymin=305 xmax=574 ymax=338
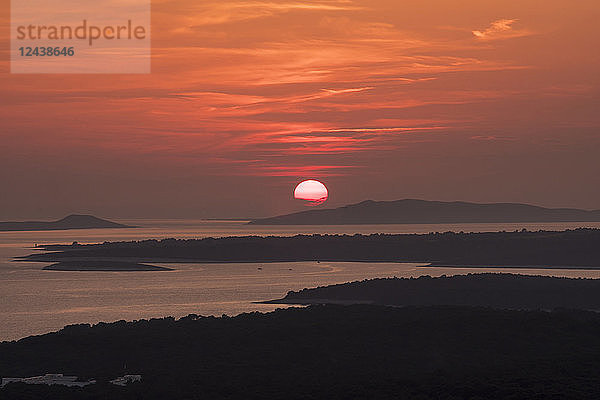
xmin=1 ymin=374 xmax=96 ymax=387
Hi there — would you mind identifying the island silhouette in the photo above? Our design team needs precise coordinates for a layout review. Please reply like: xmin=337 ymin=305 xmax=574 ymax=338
xmin=20 ymin=229 xmax=600 ymax=269
xmin=249 ymin=199 xmax=600 ymax=225
xmin=0 ymin=215 xmax=132 ymax=232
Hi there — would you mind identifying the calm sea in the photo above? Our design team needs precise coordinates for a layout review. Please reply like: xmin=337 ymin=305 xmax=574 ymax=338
xmin=2 ymin=219 xmax=600 ymax=341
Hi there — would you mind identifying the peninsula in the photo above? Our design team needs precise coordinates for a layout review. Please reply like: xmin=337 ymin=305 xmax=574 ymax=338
xmin=265 ymin=273 xmax=600 ymax=309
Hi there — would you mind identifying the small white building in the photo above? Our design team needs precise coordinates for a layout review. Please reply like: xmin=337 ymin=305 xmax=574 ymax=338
xmin=1 ymin=374 xmax=96 ymax=387
xmin=110 ymin=374 xmax=142 ymax=386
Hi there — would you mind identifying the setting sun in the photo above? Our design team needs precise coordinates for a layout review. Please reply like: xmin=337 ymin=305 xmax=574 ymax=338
xmin=293 ymin=180 xmax=328 ymax=206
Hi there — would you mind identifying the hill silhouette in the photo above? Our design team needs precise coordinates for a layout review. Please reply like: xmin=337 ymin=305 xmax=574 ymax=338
xmin=0 ymin=215 xmax=131 ymax=231
xmin=249 ymin=199 xmax=600 ymax=225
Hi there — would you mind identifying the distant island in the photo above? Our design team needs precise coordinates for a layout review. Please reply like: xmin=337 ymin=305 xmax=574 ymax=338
xmin=0 ymin=215 xmax=132 ymax=232
xmin=18 ymin=229 xmax=600 ymax=268
xmin=265 ymin=273 xmax=600 ymax=310
xmin=249 ymin=199 xmax=600 ymax=225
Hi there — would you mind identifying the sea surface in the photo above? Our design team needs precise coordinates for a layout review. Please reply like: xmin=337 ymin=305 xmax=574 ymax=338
xmin=2 ymin=219 xmax=600 ymax=341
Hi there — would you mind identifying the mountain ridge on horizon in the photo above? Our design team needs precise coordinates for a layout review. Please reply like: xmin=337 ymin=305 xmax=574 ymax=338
xmin=249 ymin=199 xmax=600 ymax=225
xmin=0 ymin=214 xmax=132 ymax=232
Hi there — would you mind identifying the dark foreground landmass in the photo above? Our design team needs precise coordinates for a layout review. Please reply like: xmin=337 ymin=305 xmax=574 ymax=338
xmin=267 ymin=273 xmax=600 ymax=309
xmin=19 ymin=229 xmax=600 ymax=268
xmin=42 ymin=261 xmax=172 ymax=271
xmin=250 ymin=199 xmax=600 ymax=225
xmin=0 ymin=215 xmax=131 ymax=232
xmin=3 ymin=303 xmax=600 ymax=399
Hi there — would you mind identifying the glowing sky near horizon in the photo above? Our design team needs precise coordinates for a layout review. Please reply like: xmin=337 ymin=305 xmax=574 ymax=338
xmin=0 ymin=0 xmax=599 ymax=218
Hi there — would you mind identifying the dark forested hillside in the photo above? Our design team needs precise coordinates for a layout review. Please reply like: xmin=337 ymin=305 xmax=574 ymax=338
xmin=3 ymin=305 xmax=600 ymax=399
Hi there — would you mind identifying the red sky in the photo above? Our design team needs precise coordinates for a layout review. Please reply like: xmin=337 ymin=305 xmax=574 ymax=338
xmin=1 ymin=0 xmax=599 ymax=219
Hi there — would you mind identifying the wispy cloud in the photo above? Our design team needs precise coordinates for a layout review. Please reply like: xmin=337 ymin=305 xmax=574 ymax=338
xmin=472 ymin=19 xmax=529 ymax=41
xmin=158 ymin=0 xmax=362 ymax=27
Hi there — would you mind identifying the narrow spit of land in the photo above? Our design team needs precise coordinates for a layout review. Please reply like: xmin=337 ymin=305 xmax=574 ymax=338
xmin=42 ymin=261 xmax=172 ymax=271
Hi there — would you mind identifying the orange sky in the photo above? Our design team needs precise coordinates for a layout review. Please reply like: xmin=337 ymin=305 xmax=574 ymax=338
xmin=1 ymin=0 xmax=599 ymax=218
